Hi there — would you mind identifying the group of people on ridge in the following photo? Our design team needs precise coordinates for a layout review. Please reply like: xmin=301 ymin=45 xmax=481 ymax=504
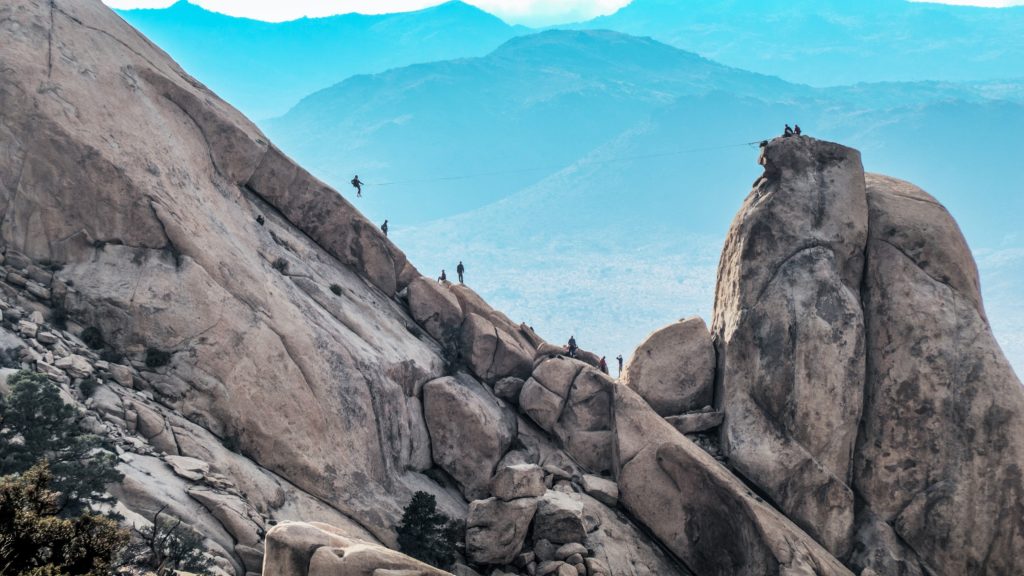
xmin=438 ymin=261 xmax=466 ymax=284
xmin=783 ymin=124 xmax=803 ymax=137
xmin=566 ymin=335 xmax=624 ymax=377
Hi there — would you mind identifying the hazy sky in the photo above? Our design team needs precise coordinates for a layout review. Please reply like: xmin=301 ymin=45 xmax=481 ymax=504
xmin=102 ymin=0 xmax=1024 ymax=26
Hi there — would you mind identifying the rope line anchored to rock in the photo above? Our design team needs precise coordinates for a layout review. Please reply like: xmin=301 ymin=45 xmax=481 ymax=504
xmin=360 ymin=140 xmax=764 ymax=188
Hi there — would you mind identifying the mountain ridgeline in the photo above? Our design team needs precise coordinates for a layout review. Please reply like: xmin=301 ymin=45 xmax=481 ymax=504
xmin=581 ymin=0 xmax=1024 ymax=86
xmin=2 ymin=2 xmax=1024 ymax=576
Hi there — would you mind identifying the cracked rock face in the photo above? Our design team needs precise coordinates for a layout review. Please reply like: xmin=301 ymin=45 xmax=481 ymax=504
xmin=855 ymin=174 xmax=1024 ymax=576
xmin=0 ymin=0 xmax=443 ymax=544
xmin=712 ymin=137 xmax=867 ymax=557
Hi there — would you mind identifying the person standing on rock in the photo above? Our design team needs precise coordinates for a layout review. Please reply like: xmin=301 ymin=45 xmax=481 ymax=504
xmin=456 ymin=261 xmax=465 ymax=284
xmin=381 ymin=220 xmax=388 ymax=237
xmin=599 ymin=356 xmax=609 ymax=374
xmin=616 ymin=354 xmax=624 ymax=375
xmin=567 ymin=335 xmax=578 ymax=358
xmin=351 ymin=175 xmax=363 ymax=197
xmin=438 ymin=270 xmax=447 ymax=283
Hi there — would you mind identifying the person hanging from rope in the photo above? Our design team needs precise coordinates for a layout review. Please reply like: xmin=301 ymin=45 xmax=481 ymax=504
xmin=438 ymin=269 xmax=447 ymax=283
xmin=567 ymin=335 xmax=578 ymax=358
xmin=794 ymin=124 xmax=802 ymax=136
xmin=381 ymin=219 xmax=389 ymax=237
xmin=598 ymin=356 xmax=609 ymax=375
xmin=783 ymin=124 xmax=794 ymax=138
xmin=351 ymin=175 xmax=363 ymax=197
xmin=616 ymin=354 xmax=624 ymax=375
xmin=456 ymin=261 xmax=465 ymax=284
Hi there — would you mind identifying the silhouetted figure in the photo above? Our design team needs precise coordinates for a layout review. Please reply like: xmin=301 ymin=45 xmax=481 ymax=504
xmin=381 ymin=219 xmax=389 ymax=237
xmin=438 ymin=270 xmax=447 ymax=283
xmin=616 ymin=354 xmax=624 ymax=375
xmin=256 ymin=214 xmax=265 ymax=226
xmin=351 ymin=175 xmax=363 ymax=197
xmin=567 ymin=335 xmax=578 ymax=358
xmin=783 ymin=124 xmax=794 ymax=137
xmin=598 ymin=356 xmax=609 ymax=375
xmin=794 ymin=124 xmax=802 ymax=136
xmin=457 ymin=261 xmax=465 ymax=284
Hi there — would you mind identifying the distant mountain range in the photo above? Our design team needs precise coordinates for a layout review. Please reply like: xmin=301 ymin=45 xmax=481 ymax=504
xmin=116 ymin=0 xmax=524 ymax=119
xmin=579 ymin=0 xmax=1024 ymax=86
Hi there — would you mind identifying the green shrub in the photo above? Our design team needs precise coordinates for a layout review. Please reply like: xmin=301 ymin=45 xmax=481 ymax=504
xmin=0 ymin=371 xmax=123 ymax=516
xmin=396 ymin=491 xmax=461 ymax=569
xmin=78 ymin=377 xmax=99 ymax=398
xmin=0 ymin=346 xmax=21 ymax=369
xmin=80 ymin=327 xmax=105 ymax=350
xmin=0 ymin=462 xmax=129 ymax=575
xmin=145 ymin=348 xmax=172 ymax=369
xmin=272 ymin=257 xmax=289 ymax=274
xmin=329 ymin=283 xmax=343 ymax=296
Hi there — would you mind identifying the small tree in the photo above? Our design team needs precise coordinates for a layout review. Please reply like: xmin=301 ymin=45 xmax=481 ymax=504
xmin=0 ymin=462 xmax=129 ymax=575
xmin=396 ymin=491 xmax=461 ymax=569
xmin=0 ymin=370 xmax=123 ymax=516
xmin=126 ymin=505 xmax=213 ymax=576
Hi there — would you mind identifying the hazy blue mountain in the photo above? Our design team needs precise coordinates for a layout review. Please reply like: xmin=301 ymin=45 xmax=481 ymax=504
xmin=265 ymin=30 xmax=1024 ymax=375
xmin=578 ymin=0 xmax=1024 ymax=86
xmin=116 ymin=0 xmax=524 ymax=119
xmin=266 ymin=30 xmax=802 ymax=224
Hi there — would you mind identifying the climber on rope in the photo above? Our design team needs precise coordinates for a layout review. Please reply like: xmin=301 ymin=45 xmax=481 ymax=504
xmin=783 ymin=124 xmax=794 ymax=137
xmin=351 ymin=175 xmax=364 ymax=197
xmin=438 ymin=269 xmax=447 ymax=283
xmin=457 ymin=261 xmax=465 ymax=284
xmin=599 ymin=356 xmax=609 ymax=374
xmin=567 ymin=335 xmax=578 ymax=358
xmin=381 ymin=219 xmax=389 ymax=237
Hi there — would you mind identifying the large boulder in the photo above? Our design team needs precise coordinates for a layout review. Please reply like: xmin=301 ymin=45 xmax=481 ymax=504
xmin=711 ymin=136 xmax=867 ymax=557
xmin=490 ymin=464 xmax=546 ymax=501
xmin=263 ymin=521 xmax=452 ymax=576
xmin=460 ymin=313 xmax=532 ymax=383
xmin=614 ymin=384 xmax=853 ymax=576
xmin=407 ymin=277 xmax=463 ymax=342
xmin=853 ymin=174 xmax=1024 ymax=575
xmin=465 ymin=497 xmax=538 ymax=565
xmin=423 ymin=375 xmax=517 ymax=500
xmin=532 ymin=490 xmax=586 ymax=545
xmin=623 ymin=317 xmax=714 ymax=416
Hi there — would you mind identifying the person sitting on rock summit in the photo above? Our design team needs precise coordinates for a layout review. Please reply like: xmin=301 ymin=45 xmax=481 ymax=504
xmin=599 ymin=356 xmax=609 ymax=374
xmin=783 ymin=124 xmax=794 ymax=137
xmin=456 ymin=261 xmax=465 ymax=284
xmin=438 ymin=270 xmax=447 ymax=283
xmin=351 ymin=175 xmax=363 ymax=197
xmin=794 ymin=124 xmax=803 ymax=136
xmin=567 ymin=336 xmax=578 ymax=358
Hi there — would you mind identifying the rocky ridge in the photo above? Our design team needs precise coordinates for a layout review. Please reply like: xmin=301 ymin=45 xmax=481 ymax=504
xmin=1 ymin=2 xmax=1022 ymax=576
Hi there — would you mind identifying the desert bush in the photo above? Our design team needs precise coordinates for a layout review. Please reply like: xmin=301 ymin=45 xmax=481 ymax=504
xmin=145 ymin=348 xmax=172 ymax=369
xmin=125 ymin=505 xmax=213 ymax=576
xmin=80 ymin=327 xmax=105 ymax=350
